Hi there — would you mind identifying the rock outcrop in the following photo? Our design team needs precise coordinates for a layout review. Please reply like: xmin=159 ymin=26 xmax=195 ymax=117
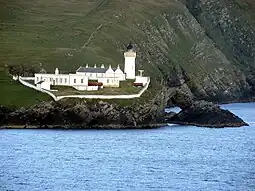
xmin=167 ymin=100 xmax=248 ymax=128
xmin=1 ymin=84 xmax=248 ymax=129
xmin=0 ymin=91 xmax=169 ymax=129
xmin=0 ymin=0 xmax=254 ymax=129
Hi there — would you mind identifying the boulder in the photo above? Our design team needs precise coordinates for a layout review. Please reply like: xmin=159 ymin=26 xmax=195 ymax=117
xmin=168 ymin=100 xmax=248 ymax=128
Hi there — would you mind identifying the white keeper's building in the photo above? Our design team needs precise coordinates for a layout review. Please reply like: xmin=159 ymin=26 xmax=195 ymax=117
xmin=34 ymin=44 xmax=149 ymax=91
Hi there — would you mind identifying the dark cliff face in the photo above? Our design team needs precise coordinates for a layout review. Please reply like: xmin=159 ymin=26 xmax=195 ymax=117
xmin=167 ymin=100 xmax=248 ymax=127
xmin=185 ymin=0 xmax=255 ymax=98
xmin=186 ymin=0 xmax=255 ymax=69
xmin=0 ymin=93 xmax=169 ymax=128
xmin=130 ymin=0 xmax=255 ymax=103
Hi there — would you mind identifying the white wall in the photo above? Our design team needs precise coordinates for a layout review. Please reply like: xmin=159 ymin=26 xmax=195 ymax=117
xmin=37 ymin=81 xmax=51 ymax=90
xmin=76 ymin=70 xmax=125 ymax=81
xmin=114 ymin=69 xmax=126 ymax=81
xmin=69 ymin=74 xmax=88 ymax=86
xmin=20 ymin=77 xmax=35 ymax=80
xmin=73 ymin=85 xmax=98 ymax=91
xmin=34 ymin=73 xmax=89 ymax=87
xmin=19 ymin=77 xmax=58 ymax=101
xmin=124 ymin=52 xmax=136 ymax=79
xmin=76 ymin=72 xmax=106 ymax=80
xmin=135 ymin=76 xmax=149 ymax=86
xmin=35 ymin=73 xmax=70 ymax=86
xmin=105 ymin=68 xmax=115 ymax=78
xmin=19 ymin=76 xmax=150 ymax=102
xmin=55 ymin=78 xmax=150 ymax=101
xmin=87 ymin=86 xmax=99 ymax=91
xmin=98 ymin=78 xmax=119 ymax=87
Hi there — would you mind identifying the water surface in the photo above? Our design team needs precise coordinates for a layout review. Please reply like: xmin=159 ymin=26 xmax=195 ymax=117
xmin=1 ymin=103 xmax=254 ymax=190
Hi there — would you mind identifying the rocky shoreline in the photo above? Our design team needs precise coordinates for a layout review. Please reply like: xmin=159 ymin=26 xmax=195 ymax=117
xmin=0 ymin=100 xmax=250 ymax=129
xmin=166 ymin=100 xmax=249 ymax=128
xmin=0 ymin=84 xmax=252 ymax=129
xmin=0 ymin=123 xmax=166 ymax=130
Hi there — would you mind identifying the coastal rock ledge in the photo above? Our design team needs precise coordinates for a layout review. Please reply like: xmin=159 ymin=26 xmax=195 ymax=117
xmin=167 ymin=101 xmax=249 ymax=128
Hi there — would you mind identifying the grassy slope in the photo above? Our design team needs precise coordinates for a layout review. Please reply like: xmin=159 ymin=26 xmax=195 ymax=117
xmin=0 ymin=70 xmax=50 ymax=108
xmin=0 ymin=0 xmax=173 ymax=106
xmin=0 ymin=0 xmax=172 ymax=70
xmin=0 ymin=0 xmax=254 ymax=107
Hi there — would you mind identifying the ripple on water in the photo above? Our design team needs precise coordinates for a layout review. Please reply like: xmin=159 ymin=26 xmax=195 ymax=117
xmin=0 ymin=103 xmax=255 ymax=191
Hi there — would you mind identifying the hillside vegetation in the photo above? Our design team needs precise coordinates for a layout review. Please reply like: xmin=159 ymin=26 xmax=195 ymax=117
xmin=0 ymin=0 xmax=254 ymax=107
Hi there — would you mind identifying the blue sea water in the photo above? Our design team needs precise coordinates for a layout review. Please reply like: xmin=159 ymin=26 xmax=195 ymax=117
xmin=0 ymin=103 xmax=255 ymax=191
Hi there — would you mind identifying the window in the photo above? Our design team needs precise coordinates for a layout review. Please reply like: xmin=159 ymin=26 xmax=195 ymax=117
xmin=74 ymin=79 xmax=76 ymax=83
xmin=101 ymin=73 xmax=104 ymax=77
xmin=56 ymin=78 xmax=58 ymax=83
xmin=60 ymin=78 xmax=62 ymax=83
xmin=65 ymin=78 xmax=67 ymax=84
xmin=37 ymin=77 xmax=39 ymax=82
xmin=81 ymin=79 xmax=83 ymax=83
xmin=107 ymin=79 xmax=109 ymax=84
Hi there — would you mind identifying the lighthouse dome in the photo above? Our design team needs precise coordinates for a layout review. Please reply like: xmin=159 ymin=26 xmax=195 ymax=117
xmin=127 ymin=43 xmax=135 ymax=51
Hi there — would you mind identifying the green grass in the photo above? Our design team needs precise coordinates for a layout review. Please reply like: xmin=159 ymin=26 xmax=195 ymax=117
xmin=51 ymin=80 xmax=142 ymax=96
xmin=0 ymin=0 xmax=175 ymax=107
xmin=0 ymin=0 xmax=181 ymax=107
xmin=1 ymin=0 xmax=254 ymax=107
xmin=0 ymin=70 xmax=50 ymax=108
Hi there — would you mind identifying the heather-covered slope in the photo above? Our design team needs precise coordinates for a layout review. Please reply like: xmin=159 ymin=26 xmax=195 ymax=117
xmin=0 ymin=0 xmax=254 ymax=108
xmin=185 ymin=0 xmax=255 ymax=94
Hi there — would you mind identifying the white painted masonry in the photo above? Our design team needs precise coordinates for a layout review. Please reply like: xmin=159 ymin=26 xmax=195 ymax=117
xmin=19 ymin=77 xmax=57 ymax=100
xmin=37 ymin=81 xmax=51 ymax=90
xmin=18 ymin=76 xmax=150 ymax=101
xmin=55 ymin=78 xmax=150 ymax=101
xmin=17 ymin=43 xmax=151 ymax=100
xmin=135 ymin=76 xmax=149 ymax=86
xmin=124 ymin=51 xmax=136 ymax=79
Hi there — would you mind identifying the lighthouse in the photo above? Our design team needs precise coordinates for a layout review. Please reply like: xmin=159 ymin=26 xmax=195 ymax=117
xmin=124 ymin=43 xmax=136 ymax=79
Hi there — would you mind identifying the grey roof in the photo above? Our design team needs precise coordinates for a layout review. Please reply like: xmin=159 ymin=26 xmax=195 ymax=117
xmin=77 ymin=67 xmax=108 ymax=73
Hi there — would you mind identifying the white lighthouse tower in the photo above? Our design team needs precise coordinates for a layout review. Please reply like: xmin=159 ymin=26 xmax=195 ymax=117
xmin=124 ymin=43 xmax=136 ymax=79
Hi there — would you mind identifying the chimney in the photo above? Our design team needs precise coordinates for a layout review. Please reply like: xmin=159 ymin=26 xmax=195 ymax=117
xmin=55 ymin=68 xmax=59 ymax=75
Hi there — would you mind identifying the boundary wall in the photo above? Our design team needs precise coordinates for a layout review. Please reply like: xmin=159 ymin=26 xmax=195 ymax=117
xmin=19 ymin=77 xmax=58 ymax=101
xmin=18 ymin=76 xmax=150 ymax=101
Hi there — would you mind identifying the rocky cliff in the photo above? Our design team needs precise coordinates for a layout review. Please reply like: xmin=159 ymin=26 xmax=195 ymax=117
xmin=0 ymin=93 xmax=169 ymax=128
xmin=0 ymin=0 xmax=254 ymax=127
xmin=167 ymin=100 xmax=248 ymax=127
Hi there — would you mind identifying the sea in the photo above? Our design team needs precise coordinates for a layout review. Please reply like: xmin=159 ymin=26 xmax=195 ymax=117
xmin=0 ymin=103 xmax=254 ymax=191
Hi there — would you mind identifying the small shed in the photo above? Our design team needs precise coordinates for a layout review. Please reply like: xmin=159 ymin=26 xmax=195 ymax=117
xmin=134 ymin=76 xmax=149 ymax=86
xmin=36 ymin=80 xmax=51 ymax=90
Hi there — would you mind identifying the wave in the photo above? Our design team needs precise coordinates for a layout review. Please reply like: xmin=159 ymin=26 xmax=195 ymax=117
xmin=248 ymin=122 xmax=255 ymax=126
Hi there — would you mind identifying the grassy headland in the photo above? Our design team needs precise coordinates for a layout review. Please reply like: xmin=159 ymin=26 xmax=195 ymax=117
xmin=0 ymin=0 xmax=254 ymax=107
